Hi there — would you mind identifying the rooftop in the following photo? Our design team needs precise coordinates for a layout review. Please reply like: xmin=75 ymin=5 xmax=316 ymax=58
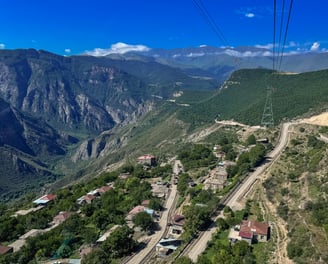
xmin=138 ymin=154 xmax=155 ymax=160
xmin=239 ymin=220 xmax=269 ymax=236
xmin=33 ymin=194 xmax=56 ymax=204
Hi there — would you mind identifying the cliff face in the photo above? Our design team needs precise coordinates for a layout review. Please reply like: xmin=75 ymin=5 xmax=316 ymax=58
xmin=0 ymin=49 xmax=157 ymax=198
xmin=0 ymin=50 xmax=155 ymax=133
xmin=0 ymin=49 xmax=218 ymax=199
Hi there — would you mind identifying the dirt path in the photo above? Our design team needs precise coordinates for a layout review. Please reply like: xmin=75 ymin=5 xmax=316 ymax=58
xmin=261 ymin=188 xmax=293 ymax=264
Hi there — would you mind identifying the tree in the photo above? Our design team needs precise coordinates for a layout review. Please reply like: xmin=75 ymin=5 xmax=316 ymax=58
xmin=82 ymin=227 xmax=99 ymax=244
xmin=177 ymin=173 xmax=192 ymax=195
xmin=93 ymin=209 xmax=110 ymax=229
xmin=232 ymin=240 xmax=251 ymax=257
xmin=132 ymin=211 xmax=154 ymax=231
xmin=216 ymin=218 xmax=229 ymax=231
xmin=226 ymin=165 xmax=238 ymax=178
xmin=149 ymin=198 xmax=162 ymax=211
xmin=82 ymin=248 xmax=109 ymax=264
xmin=246 ymin=134 xmax=256 ymax=145
xmin=101 ymin=225 xmax=136 ymax=258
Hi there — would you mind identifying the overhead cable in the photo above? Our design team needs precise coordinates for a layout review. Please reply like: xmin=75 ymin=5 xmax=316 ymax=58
xmin=278 ymin=0 xmax=294 ymax=71
xmin=192 ymin=0 xmax=229 ymax=47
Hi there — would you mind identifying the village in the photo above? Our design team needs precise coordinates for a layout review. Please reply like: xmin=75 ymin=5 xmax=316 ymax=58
xmin=0 ymin=136 xmax=271 ymax=264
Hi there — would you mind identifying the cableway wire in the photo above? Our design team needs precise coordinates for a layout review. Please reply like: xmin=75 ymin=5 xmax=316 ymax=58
xmin=276 ymin=0 xmax=285 ymax=71
xmin=273 ymin=0 xmax=294 ymax=72
xmin=278 ymin=0 xmax=294 ymax=71
xmin=273 ymin=0 xmax=277 ymax=72
xmin=191 ymin=0 xmax=229 ymax=47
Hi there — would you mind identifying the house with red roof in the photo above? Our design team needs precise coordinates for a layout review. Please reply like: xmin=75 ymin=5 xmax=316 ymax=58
xmin=126 ymin=205 xmax=145 ymax=221
xmin=51 ymin=211 xmax=73 ymax=225
xmin=76 ymin=194 xmax=96 ymax=205
xmin=32 ymin=194 xmax=56 ymax=205
xmin=229 ymin=220 xmax=270 ymax=244
xmin=97 ymin=185 xmax=113 ymax=194
xmin=137 ymin=154 xmax=156 ymax=167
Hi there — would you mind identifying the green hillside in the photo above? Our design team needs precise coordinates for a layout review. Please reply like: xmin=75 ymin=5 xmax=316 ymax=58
xmin=176 ymin=69 xmax=328 ymax=126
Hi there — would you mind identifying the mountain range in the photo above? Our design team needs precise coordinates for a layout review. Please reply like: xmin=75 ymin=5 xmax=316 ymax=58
xmin=109 ymin=45 xmax=328 ymax=81
xmin=1 ymin=46 xmax=328 ymax=200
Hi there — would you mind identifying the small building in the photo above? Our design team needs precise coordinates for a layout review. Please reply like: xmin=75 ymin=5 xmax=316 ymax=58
xmin=51 ymin=211 xmax=73 ymax=225
xmin=171 ymin=215 xmax=185 ymax=235
xmin=137 ymin=155 xmax=156 ymax=167
xmin=0 ymin=245 xmax=13 ymax=255
xmin=204 ymin=166 xmax=228 ymax=191
xmin=77 ymin=194 xmax=96 ymax=205
xmin=125 ymin=205 xmax=155 ymax=228
xmin=156 ymin=238 xmax=181 ymax=257
xmin=33 ymin=194 xmax=56 ymax=206
xmin=151 ymin=183 xmax=168 ymax=198
xmin=229 ymin=220 xmax=270 ymax=244
xmin=97 ymin=185 xmax=113 ymax=194
xmin=125 ymin=205 xmax=145 ymax=224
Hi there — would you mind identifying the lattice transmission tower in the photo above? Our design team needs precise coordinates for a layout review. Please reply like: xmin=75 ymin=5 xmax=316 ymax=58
xmin=261 ymin=86 xmax=274 ymax=127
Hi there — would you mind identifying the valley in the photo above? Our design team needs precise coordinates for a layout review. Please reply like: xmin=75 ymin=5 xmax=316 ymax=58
xmin=0 ymin=47 xmax=328 ymax=264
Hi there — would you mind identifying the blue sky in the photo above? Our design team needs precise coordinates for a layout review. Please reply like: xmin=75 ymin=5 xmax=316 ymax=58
xmin=0 ymin=0 xmax=327 ymax=56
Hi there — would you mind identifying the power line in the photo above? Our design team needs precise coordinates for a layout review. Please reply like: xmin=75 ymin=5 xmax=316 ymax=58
xmin=278 ymin=0 xmax=294 ymax=71
xmin=276 ymin=0 xmax=286 ymax=70
xmin=273 ymin=0 xmax=277 ymax=71
xmin=191 ymin=0 xmax=228 ymax=47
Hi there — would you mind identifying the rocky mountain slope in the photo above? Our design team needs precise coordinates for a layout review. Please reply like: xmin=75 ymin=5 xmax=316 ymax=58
xmin=0 ymin=49 xmax=218 ymax=199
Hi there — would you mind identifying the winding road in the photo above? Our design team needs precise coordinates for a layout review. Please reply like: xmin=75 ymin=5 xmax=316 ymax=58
xmin=185 ymin=122 xmax=295 ymax=262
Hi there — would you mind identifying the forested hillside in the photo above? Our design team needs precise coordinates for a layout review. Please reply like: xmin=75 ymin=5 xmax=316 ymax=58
xmin=176 ymin=69 xmax=328 ymax=127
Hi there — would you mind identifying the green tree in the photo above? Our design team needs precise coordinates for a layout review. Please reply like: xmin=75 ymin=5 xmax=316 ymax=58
xmin=93 ymin=209 xmax=110 ymax=230
xmin=177 ymin=173 xmax=192 ymax=196
xmin=132 ymin=211 xmax=154 ymax=231
xmin=101 ymin=225 xmax=136 ymax=258
xmin=246 ymin=134 xmax=257 ymax=145
xmin=82 ymin=227 xmax=99 ymax=244
xmin=82 ymin=248 xmax=109 ymax=264
xmin=216 ymin=218 xmax=229 ymax=230
xmin=232 ymin=240 xmax=250 ymax=256
xmin=149 ymin=198 xmax=162 ymax=211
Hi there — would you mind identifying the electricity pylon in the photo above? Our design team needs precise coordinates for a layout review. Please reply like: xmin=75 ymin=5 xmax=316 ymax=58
xmin=261 ymin=86 xmax=274 ymax=127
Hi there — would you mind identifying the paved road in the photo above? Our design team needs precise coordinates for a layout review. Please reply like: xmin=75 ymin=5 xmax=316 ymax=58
xmin=186 ymin=122 xmax=293 ymax=262
xmin=125 ymin=181 xmax=177 ymax=264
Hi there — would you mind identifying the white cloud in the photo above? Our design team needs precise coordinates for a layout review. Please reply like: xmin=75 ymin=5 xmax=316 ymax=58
xmin=223 ymin=48 xmax=273 ymax=57
xmin=310 ymin=42 xmax=320 ymax=51
xmin=64 ymin=48 xmax=71 ymax=53
xmin=186 ymin=52 xmax=205 ymax=57
xmin=199 ymin=44 xmax=207 ymax=48
xmin=255 ymin=43 xmax=274 ymax=49
xmin=245 ymin=13 xmax=255 ymax=18
xmin=0 ymin=43 xmax=5 ymax=49
xmin=85 ymin=42 xmax=150 ymax=56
